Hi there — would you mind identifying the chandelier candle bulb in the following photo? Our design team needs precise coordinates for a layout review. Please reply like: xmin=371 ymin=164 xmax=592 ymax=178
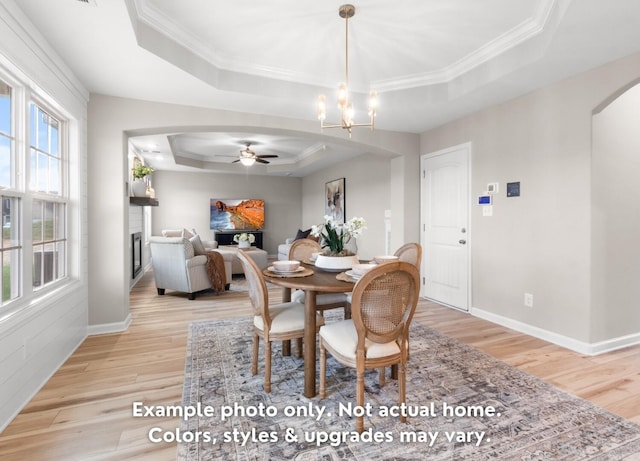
xmin=317 ymin=95 xmax=326 ymax=120
xmin=368 ymin=91 xmax=378 ymax=118
xmin=338 ymin=83 xmax=348 ymax=108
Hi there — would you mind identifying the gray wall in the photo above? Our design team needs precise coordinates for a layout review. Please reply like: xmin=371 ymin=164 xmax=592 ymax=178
xmin=151 ymin=151 xmax=420 ymax=263
xmin=150 ymin=154 xmax=410 ymax=261
xmin=420 ymin=51 xmax=640 ymax=346
xmin=592 ymin=82 xmax=640 ymax=343
xmin=86 ymin=44 xmax=640 ymax=351
xmin=151 ymin=171 xmax=302 ymax=256
xmin=301 ymin=154 xmax=396 ymax=260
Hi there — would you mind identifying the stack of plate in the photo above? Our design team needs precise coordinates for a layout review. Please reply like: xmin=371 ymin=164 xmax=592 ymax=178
xmin=269 ymin=260 xmax=302 ymax=274
xmin=345 ymin=263 xmax=376 ymax=280
xmin=268 ymin=266 xmax=305 ymax=274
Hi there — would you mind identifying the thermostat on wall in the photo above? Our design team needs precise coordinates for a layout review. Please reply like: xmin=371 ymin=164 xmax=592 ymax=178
xmin=478 ymin=195 xmax=492 ymax=205
xmin=507 ymin=181 xmax=521 ymax=197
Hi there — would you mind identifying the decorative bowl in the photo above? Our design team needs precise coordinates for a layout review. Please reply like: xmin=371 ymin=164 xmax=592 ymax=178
xmin=273 ymin=260 xmax=300 ymax=272
xmin=315 ymin=254 xmax=359 ymax=272
xmin=374 ymin=255 xmax=399 ymax=264
xmin=310 ymin=251 xmax=323 ymax=261
xmin=352 ymin=263 xmax=376 ymax=276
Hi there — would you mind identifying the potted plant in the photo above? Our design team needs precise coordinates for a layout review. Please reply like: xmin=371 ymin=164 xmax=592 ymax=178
xmin=310 ymin=215 xmax=366 ymax=271
xmin=131 ymin=164 xmax=154 ymax=197
xmin=233 ymin=232 xmax=255 ymax=249
xmin=132 ymin=164 xmax=154 ymax=179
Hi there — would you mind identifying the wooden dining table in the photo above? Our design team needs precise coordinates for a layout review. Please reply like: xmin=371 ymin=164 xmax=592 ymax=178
xmin=263 ymin=263 xmax=355 ymax=398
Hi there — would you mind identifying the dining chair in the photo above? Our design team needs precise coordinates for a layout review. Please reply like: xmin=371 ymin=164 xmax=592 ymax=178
xmin=386 ymin=242 xmax=422 ymax=377
xmin=236 ymin=250 xmax=306 ymax=393
xmin=319 ymin=261 xmax=420 ymax=433
xmin=394 ymin=242 xmax=422 ymax=268
xmin=288 ymin=239 xmax=351 ymax=319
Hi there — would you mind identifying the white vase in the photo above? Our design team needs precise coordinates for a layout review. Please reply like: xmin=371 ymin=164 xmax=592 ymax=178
xmin=131 ymin=179 xmax=147 ymax=197
xmin=238 ymin=240 xmax=251 ymax=249
xmin=314 ymin=254 xmax=359 ymax=272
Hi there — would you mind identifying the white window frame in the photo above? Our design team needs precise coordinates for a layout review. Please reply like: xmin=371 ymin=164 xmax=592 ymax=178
xmin=0 ymin=66 xmax=71 ymax=311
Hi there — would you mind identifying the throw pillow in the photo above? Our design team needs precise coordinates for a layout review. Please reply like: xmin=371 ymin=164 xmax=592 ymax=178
xmin=294 ymin=228 xmax=311 ymax=240
xmin=182 ymin=228 xmax=195 ymax=239
xmin=183 ymin=238 xmax=195 ymax=259
xmin=162 ymin=229 xmax=182 ymax=237
xmin=190 ymin=234 xmax=206 ymax=255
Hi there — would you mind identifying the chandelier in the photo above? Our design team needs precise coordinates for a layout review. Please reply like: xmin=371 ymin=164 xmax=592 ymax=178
xmin=316 ymin=4 xmax=378 ymax=138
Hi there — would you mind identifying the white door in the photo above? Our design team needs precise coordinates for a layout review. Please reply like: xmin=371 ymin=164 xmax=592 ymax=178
xmin=421 ymin=144 xmax=470 ymax=311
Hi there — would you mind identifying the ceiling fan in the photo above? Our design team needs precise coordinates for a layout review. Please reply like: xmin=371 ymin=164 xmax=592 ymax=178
xmin=232 ymin=142 xmax=278 ymax=166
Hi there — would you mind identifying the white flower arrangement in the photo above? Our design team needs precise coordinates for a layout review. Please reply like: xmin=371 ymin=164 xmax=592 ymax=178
xmin=310 ymin=215 xmax=367 ymax=256
xmin=233 ymin=233 xmax=256 ymax=244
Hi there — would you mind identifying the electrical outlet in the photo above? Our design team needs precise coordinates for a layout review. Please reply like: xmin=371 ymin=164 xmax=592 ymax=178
xmin=524 ymin=293 xmax=534 ymax=307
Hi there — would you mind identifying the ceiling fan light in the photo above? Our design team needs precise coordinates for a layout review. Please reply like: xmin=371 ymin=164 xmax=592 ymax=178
xmin=240 ymin=156 xmax=255 ymax=166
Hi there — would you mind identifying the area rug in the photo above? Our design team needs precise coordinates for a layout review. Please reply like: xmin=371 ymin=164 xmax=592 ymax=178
xmin=228 ymin=274 xmax=273 ymax=293
xmin=178 ymin=317 xmax=640 ymax=460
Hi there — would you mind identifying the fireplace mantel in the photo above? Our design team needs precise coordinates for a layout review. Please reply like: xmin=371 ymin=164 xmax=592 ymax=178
xmin=129 ymin=197 xmax=158 ymax=206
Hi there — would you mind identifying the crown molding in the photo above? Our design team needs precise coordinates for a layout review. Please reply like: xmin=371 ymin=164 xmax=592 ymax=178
xmin=131 ymin=0 xmax=561 ymax=94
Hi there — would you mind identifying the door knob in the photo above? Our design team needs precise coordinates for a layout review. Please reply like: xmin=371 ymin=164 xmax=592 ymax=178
xmin=459 ymin=239 xmax=466 ymax=245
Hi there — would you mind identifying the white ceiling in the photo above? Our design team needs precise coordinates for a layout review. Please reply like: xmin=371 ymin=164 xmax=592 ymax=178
xmin=14 ymin=0 xmax=640 ymax=176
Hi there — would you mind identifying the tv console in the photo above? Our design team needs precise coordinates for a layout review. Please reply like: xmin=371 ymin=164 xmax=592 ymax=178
xmin=214 ymin=230 xmax=263 ymax=249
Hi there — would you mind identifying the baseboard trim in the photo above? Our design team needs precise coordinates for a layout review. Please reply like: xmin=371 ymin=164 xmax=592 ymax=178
xmin=470 ymin=307 xmax=640 ymax=356
xmin=87 ymin=314 xmax=132 ymax=336
xmin=588 ymin=331 xmax=640 ymax=355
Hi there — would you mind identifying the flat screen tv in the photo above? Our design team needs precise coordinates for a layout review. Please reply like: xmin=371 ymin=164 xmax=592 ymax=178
xmin=210 ymin=199 xmax=265 ymax=230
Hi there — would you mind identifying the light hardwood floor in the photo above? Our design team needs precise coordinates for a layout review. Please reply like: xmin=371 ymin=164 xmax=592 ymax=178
xmin=1 ymin=269 xmax=640 ymax=460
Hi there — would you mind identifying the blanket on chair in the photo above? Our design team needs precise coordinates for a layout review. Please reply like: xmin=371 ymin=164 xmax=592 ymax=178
xmin=205 ymin=251 xmax=227 ymax=293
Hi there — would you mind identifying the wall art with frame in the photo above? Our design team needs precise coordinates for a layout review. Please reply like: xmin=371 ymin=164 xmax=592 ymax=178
xmin=325 ymin=177 xmax=345 ymax=224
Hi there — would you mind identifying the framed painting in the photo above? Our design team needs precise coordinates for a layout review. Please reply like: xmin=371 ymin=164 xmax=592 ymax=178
xmin=325 ymin=178 xmax=345 ymax=224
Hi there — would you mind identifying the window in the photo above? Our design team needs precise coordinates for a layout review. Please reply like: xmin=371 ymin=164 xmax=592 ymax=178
xmin=0 ymin=81 xmax=11 ymax=189
xmin=1 ymin=196 xmax=20 ymax=303
xmin=29 ymin=102 xmax=66 ymax=290
xmin=0 ymin=73 xmax=69 ymax=306
xmin=0 ymin=80 xmax=18 ymax=304
xmin=30 ymin=104 xmax=61 ymax=195
xmin=32 ymin=199 xmax=65 ymax=288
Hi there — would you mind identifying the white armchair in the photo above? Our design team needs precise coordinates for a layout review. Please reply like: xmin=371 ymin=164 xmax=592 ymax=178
xmin=149 ymin=236 xmax=231 ymax=300
xmin=277 ymin=237 xmax=296 ymax=261
xmin=161 ymin=229 xmax=218 ymax=250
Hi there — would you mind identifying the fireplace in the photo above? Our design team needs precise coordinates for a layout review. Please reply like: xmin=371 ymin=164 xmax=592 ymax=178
xmin=132 ymin=232 xmax=142 ymax=278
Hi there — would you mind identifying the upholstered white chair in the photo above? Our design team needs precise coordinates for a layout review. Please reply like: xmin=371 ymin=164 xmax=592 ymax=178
xmin=319 ymin=261 xmax=420 ymax=433
xmin=161 ymin=228 xmax=218 ymax=251
xmin=237 ymin=250 xmax=306 ymax=393
xmin=289 ymin=239 xmax=351 ymax=319
xmin=149 ymin=236 xmax=231 ymax=300
xmin=277 ymin=236 xmax=297 ymax=261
